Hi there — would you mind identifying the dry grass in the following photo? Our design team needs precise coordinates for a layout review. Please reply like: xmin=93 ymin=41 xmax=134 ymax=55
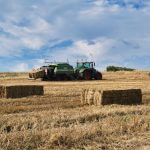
xmin=0 ymin=72 xmax=28 ymax=79
xmin=0 ymin=71 xmax=150 ymax=149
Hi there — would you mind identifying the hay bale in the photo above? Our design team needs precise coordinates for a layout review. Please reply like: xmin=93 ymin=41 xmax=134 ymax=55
xmin=81 ymin=89 xmax=90 ymax=105
xmin=93 ymin=90 xmax=102 ymax=106
xmin=81 ymin=89 xmax=142 ymax=106
xmin=0 ymin=86 xmax=5 ymax=98
xmin=81 ymin=89 xmax=86 ymax=104
xmin=87 ymin=89 xmax=95 ymax=105
xmin=84 ymin=89 xmax=88 ymax=104
xmin=0 ymin=85 xmax=44 ymax=99
xmin=101 ymin=89 xmax=142 ymax=105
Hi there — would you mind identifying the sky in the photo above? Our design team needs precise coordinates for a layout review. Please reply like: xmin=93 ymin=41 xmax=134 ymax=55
xmin=0 ymin=0 xmax=150 ymax=72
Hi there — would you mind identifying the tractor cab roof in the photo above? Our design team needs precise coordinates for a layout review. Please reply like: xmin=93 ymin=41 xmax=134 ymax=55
xmin=48 ymin=63 xmax=70 ymax=66
xmin=77 ymin=61 xmax=95 ymax=63
xmin=76 ymin=61 xmax=95 ymax=69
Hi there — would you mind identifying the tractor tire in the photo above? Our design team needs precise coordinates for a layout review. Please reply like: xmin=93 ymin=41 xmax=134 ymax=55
xmin=29 ymin=73 xmax=32 ymax=78
xmin=62 ymin=74 xmax=69 ymax=81
xmin=41 ymin=76 xmax=48 ymax=81
xmin=95 ymin=72 xmax=102 ymax=80
xmin=70 ymin=75 xmax=75 ymax=80
xmin=56 ymin=75 xmax=61 ymax=81
xmin=83 ymin=70 xmax=92 ymax=80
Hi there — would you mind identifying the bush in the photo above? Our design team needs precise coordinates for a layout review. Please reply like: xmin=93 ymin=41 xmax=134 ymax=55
xmin=106 ymin=66 xmax=135 ymax=72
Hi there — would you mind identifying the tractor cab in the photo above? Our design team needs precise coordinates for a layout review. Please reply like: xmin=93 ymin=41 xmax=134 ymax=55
xmin=76 ymin=62 xmax=95 ymax=69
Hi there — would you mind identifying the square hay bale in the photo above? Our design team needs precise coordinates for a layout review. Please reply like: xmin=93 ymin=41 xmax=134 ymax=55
xmin=0 ymin=85 xmax=44 ymax=99
xmin=0 ymin=86 xmax=5 ymax=98
xmin=81 ymin=89 xmax=86 ymax=104
xmin=81 ymin=89 xmax=95 ymax=105
xmin=81 ymin=89 xmax=88 ymax=105
xmin=81 ymin=89 xmax=142 ymax=106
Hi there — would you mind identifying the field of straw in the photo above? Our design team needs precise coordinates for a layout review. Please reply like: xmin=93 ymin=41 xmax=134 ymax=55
xmin=0 ymin=71 xmax=150 ymax=150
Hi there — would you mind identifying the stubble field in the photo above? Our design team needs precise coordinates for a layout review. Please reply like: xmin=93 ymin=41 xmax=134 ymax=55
xmin=0 ymin=71 xmax=150 ymax=150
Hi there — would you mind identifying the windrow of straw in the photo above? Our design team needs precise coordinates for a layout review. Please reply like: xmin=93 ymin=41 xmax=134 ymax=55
xmin=0 ymin=85 xmax=44 ymax=99
xmin=81 ymin=89 xmax=142 ymax=106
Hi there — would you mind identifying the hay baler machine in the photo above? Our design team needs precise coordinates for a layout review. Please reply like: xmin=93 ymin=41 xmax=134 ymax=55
xmin=74 ymin=61 xmax=102 ymax=80
xmin=29 ymin=63 xmax=75 ymax=81
xmin=29 ymin=61 xmax=102 ymax=81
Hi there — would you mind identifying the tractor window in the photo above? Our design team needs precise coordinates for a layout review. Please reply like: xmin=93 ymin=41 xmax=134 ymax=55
xmin=84 ymin=63 xmax=91 ymax=68
xmin=56 ymin=64 xmax=73 ymax=70
xmin=77 ymin=62 xmax=93 ymax=68
xmin=77 ymin=63 xmax=83 ymax=68
xmin=48 ymin=66 xmax=56 ymax=70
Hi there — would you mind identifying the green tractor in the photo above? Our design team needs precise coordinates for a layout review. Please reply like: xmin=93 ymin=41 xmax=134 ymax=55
xmin=74 ymin=61 xmax=102 ymax=80
xmin=29 ymin=61 xmax=102 ymax=81
xmin=29 ymin=63 xmax=74 ymax=81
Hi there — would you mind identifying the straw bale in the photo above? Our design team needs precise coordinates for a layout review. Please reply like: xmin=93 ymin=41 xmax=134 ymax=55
xmin=32 ymin=69 xmax=45 ymax=79
xmin=81 ymin=89 xmax=86 ymax=104
xmin=81 ymin=89 xmax=142 ymax=106
xmin=0 ymin=86 xmax=5 ymax=98
xmin=87 ymin=89 xmax=95 ymax=105
xmin=84 ymin=89 xmax=88 ymax=104
xmin=0 ymin=85 xmax=44 ymax=99
xmin=93 ymin=90 xmax=102 ymax=106
xmin=102 ymin=89 xmax=142 ymax=105
xmin=81 ymin=89 xmax=89 ymax=105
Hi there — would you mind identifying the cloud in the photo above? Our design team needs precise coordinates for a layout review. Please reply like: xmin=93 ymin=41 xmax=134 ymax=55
xmin=48 ymin=38 xmax=115 ymax=68
xmin=0 ymin=0 xmax=150 ymax=71
xmin=12 ymin=63 xmax=29 ymax=72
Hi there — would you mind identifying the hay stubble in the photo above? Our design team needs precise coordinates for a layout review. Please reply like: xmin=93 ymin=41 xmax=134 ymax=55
xmin=0 ymin=71 xmax=150 ymax=150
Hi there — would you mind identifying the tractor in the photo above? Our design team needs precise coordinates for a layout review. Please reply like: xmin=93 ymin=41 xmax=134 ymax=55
xmin=74 ymin=61 xmax=102 ymax=80
xmin=29 ymin=61 xmax=102 ymax=80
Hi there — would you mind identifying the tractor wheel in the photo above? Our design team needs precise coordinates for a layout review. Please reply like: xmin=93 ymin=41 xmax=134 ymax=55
xmin=70 ymin=75 xmax=75 ymax=80
xmin=63 ymin=75 xmax=69 ymax=81
xmin=83 ymin=70 xmax=92 ymax=80
xmin=56 ymin=75 xmax=62 ymax=81
xmin=95 ymin=72 xmax=102 ymax=80
xmin=56 ymin=76 xmax=60 ymax=81
xmin=29 ymin=73 xmax=32 ymax=78
xmin=41 ymin=76 xmax=48 ymax=81
xmin=41 ymin=78 xmax=46 ymax=81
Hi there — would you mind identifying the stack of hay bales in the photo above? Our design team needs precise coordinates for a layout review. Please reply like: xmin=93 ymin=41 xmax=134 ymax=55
xmin=81 ymin=89 xmax=142 ymax=105
xmin=31 ymin=69 xmax=45 ymax=79
xmin=0 ymin=85 xmax=44 ymax=99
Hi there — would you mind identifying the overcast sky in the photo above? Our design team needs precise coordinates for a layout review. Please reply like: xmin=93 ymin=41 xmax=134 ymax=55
xmin=0 ymin=0 xmax=150 ymax=71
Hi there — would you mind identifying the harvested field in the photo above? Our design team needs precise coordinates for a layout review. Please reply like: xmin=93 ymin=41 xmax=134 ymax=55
xmin=0 ymin=71 xmax=150 ymax=150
